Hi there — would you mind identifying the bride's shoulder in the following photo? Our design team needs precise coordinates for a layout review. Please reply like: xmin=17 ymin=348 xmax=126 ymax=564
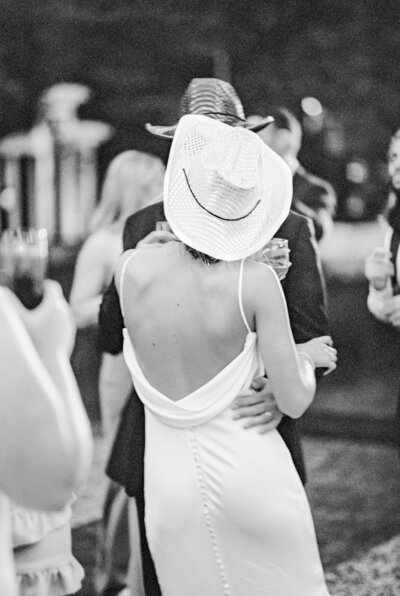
xmin=244 ymin=259 xmax=277 ymax=282
xmin=242 ymin=259 xmax=282 ymax=304
xmin=115 ymin=249 xmax=143 ymax=291
xmin=115 ymin=245 xmax=167 ymax=292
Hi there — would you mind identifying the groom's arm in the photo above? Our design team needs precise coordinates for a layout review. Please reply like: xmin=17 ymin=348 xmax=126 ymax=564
xmin=97 ymin=215 xmax=134 ymax=355
xmin=98 ymin=278 xmax=124 ymax=355
xmin=282 ymin=215 xmax=329 ymax=347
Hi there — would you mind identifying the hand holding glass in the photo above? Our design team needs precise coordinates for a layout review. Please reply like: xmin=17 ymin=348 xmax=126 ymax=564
xmin=0 ymin=228 xmax=48 ymax=309
xmin=252 ymin=238 xmax=291 ymax=280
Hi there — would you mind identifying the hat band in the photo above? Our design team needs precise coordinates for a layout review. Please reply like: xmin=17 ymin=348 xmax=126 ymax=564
xmin=201 ymin=111 xmax=246 ymax=124
xmin=182 ymin=169 xmax=261 ymax=222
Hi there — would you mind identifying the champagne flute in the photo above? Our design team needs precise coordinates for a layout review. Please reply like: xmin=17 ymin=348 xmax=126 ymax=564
xmin=0 ymin=228 xmax=48 ymax=309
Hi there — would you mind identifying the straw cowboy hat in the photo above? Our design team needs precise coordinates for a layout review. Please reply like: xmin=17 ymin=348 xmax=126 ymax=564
xmin=164 ymin=114 xmax=292 ymax=261
xmin=145 ymin=78 xmax=273 ymax=140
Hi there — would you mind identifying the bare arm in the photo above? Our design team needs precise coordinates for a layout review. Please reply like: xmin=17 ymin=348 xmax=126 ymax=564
xmin=70 ymin=231 xmax=116 ymax=328
xmin=231 ymin=329 xmax=337 ymax=431
xmin=233 ymin=216 xmax=333 ymax=428
xmin=0 ymin=283 xmax=93 ymax=511
xmin=248 ymin=263 xmax=316 ymax=419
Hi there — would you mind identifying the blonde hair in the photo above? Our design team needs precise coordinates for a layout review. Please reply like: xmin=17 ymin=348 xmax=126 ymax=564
xmin=89 ymin=150 xmax=165 ymax=233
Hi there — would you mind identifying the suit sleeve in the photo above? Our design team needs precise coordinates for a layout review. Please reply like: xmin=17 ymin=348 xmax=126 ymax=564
xmin=98 ymin=278 xmax=124 ymax=354
xmin=99 ymin=218 xmax=134 ymax=354
xmin=283 ymin=217 xmax=329 ymax=344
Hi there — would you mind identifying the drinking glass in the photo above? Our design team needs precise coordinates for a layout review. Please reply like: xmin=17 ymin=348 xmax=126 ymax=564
xmin=0 ymin=228 xmax=48 ymax=309
xmin=252 ymin=238 xmax=291 ymax=280
xmin=155 ymin=221 xmax=171 ymax=232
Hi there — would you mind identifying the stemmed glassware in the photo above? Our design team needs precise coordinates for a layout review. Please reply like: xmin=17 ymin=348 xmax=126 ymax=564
xmin=251 ymin=238 xmax=291 ymax=280
xmin=0 ymin=227 xmax=48 ymax=309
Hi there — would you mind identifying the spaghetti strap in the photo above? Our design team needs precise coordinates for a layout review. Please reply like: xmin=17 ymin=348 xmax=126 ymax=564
xmin=238 ymin=259 xmax=252 ymax=334
xmin=119 ymin=249 xmax=141 ymax=319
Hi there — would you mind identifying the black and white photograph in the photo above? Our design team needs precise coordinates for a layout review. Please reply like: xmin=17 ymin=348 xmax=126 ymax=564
xmin=1 ymin=2 xmax=400 ymax=595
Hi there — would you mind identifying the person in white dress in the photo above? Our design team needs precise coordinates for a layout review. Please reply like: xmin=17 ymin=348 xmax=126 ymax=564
xmin=115 ymin=114 xmax=336 ymax=595
xmin=0 ymin=281 xmax=93 ymax=596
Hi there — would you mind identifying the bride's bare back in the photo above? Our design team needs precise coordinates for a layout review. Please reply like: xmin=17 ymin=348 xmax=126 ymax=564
xmin=116 ymin=240 xmax=316 ymax=417
xmin=117 ymin=242 xmax=253 ymax=401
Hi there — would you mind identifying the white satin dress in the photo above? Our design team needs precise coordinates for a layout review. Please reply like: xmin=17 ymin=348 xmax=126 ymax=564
xmin=120 ymin=255 xmax=330 ymax=596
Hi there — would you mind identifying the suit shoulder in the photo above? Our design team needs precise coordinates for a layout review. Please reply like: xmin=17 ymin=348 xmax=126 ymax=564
xmin=278 ymin=210 xmax=310 ymax=236
xmin=124 ymin=201 xmax=164 ymax=230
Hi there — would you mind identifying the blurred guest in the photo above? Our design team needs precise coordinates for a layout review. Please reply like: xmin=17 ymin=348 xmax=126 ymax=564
xmin=0 ymin=281 xmax=93 ymax=595
xmin=248 ymin=107 xmax=337 ymax=241
xmin=70 ymin=150 xmax=165 ymax=437
xmin=365 ymin=127 xmax=400 ymax=450
xmin=70 ymin=150 xmax=165 ymax=596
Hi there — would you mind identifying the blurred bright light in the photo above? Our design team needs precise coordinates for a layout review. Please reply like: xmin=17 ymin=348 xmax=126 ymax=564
xmin=0 ymin=187 xmax=17 ymax=212
xmin=301 ymin=97 xmax=323 ymax=117
xmin=346 ymin=160 xmax=368 ymax=184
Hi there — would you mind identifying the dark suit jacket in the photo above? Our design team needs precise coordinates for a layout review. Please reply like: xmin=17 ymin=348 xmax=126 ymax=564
xmin=292 ymin=165 xmax=337 ymax=242
xmin=100 ymin=201 xmax=329 ymax=494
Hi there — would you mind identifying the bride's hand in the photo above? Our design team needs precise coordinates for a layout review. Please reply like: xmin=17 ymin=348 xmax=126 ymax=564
xmin=298 ymin=336 xmax=337 ymax=375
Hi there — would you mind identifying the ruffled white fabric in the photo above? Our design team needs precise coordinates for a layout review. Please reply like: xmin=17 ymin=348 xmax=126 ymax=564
xmin=0 ymin=491 xmax=17 ymax=596
xmin=16 ymin=557 xmax=84 ymax=596
xmin=11 ymin=503 xmax=73 ymax=548
xmin=13 ymin=506 xmax=83 ymax=596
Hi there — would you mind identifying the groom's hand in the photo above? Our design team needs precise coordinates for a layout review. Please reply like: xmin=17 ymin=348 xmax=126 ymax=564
xmin=231 ymin=377 xmax=283 ymax=434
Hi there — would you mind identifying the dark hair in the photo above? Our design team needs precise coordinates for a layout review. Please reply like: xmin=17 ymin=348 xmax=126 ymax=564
xmin=184 ymin=245 xmax=221 ymax=265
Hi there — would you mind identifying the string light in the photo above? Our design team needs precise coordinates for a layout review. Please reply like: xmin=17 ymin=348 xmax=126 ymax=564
xmin=301 ymin=97 xmax=323 ymax=117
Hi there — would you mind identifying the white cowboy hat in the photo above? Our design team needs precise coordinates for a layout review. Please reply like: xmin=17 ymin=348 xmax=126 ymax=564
xmin=164 ymin=114 xmax=292 ymax=261
xmin=145 ymin=78 xmax=273 ymax=140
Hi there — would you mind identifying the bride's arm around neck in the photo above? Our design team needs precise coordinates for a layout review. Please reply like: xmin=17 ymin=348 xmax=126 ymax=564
xmin=245 ymin=262 xmax=316 ymax=419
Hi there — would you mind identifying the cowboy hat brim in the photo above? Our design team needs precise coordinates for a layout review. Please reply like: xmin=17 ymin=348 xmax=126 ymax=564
xmin=145 ymin=115 xmax=274 ymax=140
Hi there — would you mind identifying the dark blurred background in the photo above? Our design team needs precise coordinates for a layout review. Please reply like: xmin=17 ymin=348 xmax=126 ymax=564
xmin=1 ymin=0 xmax=399 ymax=221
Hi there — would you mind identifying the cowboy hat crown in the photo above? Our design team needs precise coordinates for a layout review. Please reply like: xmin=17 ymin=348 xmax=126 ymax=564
xmin=145 ymin=78 xmax=273 ymax=140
